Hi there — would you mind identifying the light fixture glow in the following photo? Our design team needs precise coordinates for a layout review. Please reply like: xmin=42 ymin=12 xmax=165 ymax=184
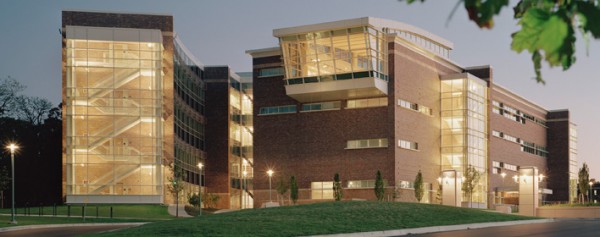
xmin=267 ymin=169 xmax=274 ymax=177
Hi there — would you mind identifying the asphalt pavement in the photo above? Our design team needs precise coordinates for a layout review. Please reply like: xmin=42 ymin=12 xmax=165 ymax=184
xmin=0 ymin=224 xmax=140 ymax=237
xmin=410 ymin=219 xmax=600 ymax=237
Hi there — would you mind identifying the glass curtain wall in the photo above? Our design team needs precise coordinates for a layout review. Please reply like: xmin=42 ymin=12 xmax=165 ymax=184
xmin=279 ymin=26 xmax=387 ymax=85
xmin=569 ymin=124 xmax=578 ymax=203
xmin=173 ymin=39 xmax=206 ymax=201
xmin=229 ymin=77 xmax=254 ymax=209
xmin=65 ymin=34 xmax=163 ymax=197
xmin=441 ymin=76 xmax=488 ymax=206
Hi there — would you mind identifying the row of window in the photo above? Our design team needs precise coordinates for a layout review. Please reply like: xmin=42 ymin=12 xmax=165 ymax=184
xmin=302 ymin=101 xmax=341 ymax=112
xmin=398 ymin=99 xmax=432 ymax=116
xmin=344 ymin=138 xmax=419 ymax=151
xmin=259 ymin=97 xmax=388 ymax=115
xmin=175 ymin=123 xmax=204 ymax=150
xmin=492 ymin=161 xmax=518 ymax=172
xmin=399 ymin=139 xmax=419 ymax=151
xmin=492 ymin=130 xmax=548 ymax=158
xmin=258 ymin=105 xmax=297 ymax=115
xmin=491 ymin=100 xmax=546 ymax=126
xmin=257 ymin=67 xmax=285 ymax=78
xmin=346 ymin=138 xmax=388 ymax=149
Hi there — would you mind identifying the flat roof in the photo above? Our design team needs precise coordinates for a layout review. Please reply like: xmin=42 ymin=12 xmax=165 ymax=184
xmin=273 ymin=17 xmax=453 ymax=49
xmin=62 ymin=9 xmax=172 ymax=17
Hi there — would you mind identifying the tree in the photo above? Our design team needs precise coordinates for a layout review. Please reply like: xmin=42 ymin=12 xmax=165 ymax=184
xmin=333 ymin=173 xmax=343 ymax=201
xmin=0 ymin=76 xmax=25 ymax=117
xmin=578 ymin=162 xmax=590 ymax=204
xmin=462 ymin=165 xmax=480 ymax=208
xmin=188 ymin=193 xmax=200 ymax=207
xmin=374 ymin=170 xmax=385 ymax=201
xmin=276 ymin=176 xmax=289 ymax=205
xmin=167 ymin=163 xmax=185 ymax=217
xmin=404 ymin=0 xmax=600 ymax=83
xmin=14 ymin=96 xmax=52 ymax=125
xmin=414 ymin=170 xmax=424 ymax=203
xmin=201 ymin=192 xmax=220 ymax=209
xmin=290 ymin=176 xmax=298 ymax=204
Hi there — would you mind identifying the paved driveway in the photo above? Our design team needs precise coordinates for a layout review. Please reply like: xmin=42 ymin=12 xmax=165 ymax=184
xmin=411 ymin=219 xmax=600 ymax=237
xmin=0 ymin=224 xmax=139 ymax=237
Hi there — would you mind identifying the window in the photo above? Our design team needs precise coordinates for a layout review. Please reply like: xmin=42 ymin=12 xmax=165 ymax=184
xmin=504 ymin=163 xmax=518 ymax=171
xmin=492 ymin=161 xmax=501 ymax=168
xmin=311 ymin=181 xmax=334 ymax=199
xmin=302 ymin=101 xmax=341 ymax=112
xmin=346 ymin=97 xmax=387 ymax=109
xmin=398 ymin=99 xmax=432 ymax=116
xmin=258 ymin=105 xmax=296 ymax=115
xmin=258 ymin=67 xmax=285 ymax=77
xmin=399 ymin=180 xmax=414 ymax=189
xmin=347 ymin=138 xmax=388 ymax=149
xmin=398 ymin=139 xmax=418 ymax=151
xmin=495 ymin=130 xmax=548 ymax=158
xmin=347 ymin=180 xmax=376 ymax=188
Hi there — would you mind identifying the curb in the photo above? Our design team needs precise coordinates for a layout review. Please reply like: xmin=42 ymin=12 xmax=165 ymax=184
xmin=0 ymin=222 xmax=148 ymax=233
xmin=308 ymin=219 xmax=554 ymax=237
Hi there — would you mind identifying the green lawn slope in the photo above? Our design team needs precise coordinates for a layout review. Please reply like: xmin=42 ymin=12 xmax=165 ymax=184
xmin=92 ymin=201 xmax=537 ymax=237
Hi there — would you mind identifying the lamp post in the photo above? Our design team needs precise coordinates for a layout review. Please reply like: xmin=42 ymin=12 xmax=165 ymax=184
xmin=267 ymin=169 xmax=274 ymax=203
xmin=7 ymin=144 xmax=18 ymax=224
xmin=197 ymin=162 xmax=203 ymax=216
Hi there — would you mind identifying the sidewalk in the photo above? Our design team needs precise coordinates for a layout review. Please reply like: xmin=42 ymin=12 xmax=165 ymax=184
xmin=167 ymin=204 xmax=192 ymax=217
xmin=308 ymin=219 xmax=554 ymax=237
xmin=0 ymin=222 xmax=147 ymax=233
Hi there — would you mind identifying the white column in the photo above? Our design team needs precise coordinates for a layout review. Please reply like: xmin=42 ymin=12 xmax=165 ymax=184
xmin=518 ymin=166 xmax=539 ymax=216
xmin=442 ymin=170 xmax=462 ymax=207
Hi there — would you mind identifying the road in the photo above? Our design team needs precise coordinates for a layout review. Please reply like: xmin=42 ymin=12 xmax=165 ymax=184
xmin=0 ymin=224 xmax=139 ymax=237
xmin=411 ymin=219 xmax=600 ymax=237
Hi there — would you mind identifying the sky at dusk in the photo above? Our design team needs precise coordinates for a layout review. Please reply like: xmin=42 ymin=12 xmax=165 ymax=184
xmin=0 ymin=0 xmax=598 ymax=177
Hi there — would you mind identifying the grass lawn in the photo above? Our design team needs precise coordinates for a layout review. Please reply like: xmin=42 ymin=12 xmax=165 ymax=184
xmin=91 ymin=201 xmax=538 ymax=237
xmin=0 ymin=204 xmax=172 ymax=220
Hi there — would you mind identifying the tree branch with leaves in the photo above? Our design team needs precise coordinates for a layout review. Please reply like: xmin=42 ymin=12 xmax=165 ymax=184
xmin=404 ymin=0 xmax=600 ymax=83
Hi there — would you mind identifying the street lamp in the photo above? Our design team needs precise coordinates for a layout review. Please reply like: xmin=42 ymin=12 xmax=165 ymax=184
xmin=197 ymin=162 xmax=203 ymax=216
xmin=7 ymin=143 xmax=18 ymax=224
xmin=267 ymin=169 xmax=274 ymax=203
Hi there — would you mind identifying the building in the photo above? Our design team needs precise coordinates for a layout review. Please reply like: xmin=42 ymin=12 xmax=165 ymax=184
xmin=247 ymin=17 xmax=577 ymax=208
xmin=62 ymin=10 xmax=253 ymax=208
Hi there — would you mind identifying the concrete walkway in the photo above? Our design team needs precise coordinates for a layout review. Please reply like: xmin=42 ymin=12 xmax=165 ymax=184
xmin=0 ymin=222 xmax=147 ymax=233
xmin=307 ymin=219 xmax=554 ymax=237
xmin=167 ymin=204 xmax=192 ymax=217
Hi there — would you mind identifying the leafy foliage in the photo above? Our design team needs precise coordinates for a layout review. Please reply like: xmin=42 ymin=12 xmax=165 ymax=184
xmin=462 ymin=165 xmax=480 ymax=207
xmin=188 ymin=193 xmax=200 ymax=207
xmin=167 ymin=164 xmax=185 ymax=203
xmin=404 ymin=0 xmax=600 ymax=83
xmin=201 ymin=192 xmax=221 ymax=209
xmin=290 ymin=176 xmax=298 ymax=204
xmin=374 ymin=170 xmax=384 ymax=201
xmin=333 ymin=173 xmax=343 ymax=201
xmin=276 ymin=176 xmax=290 ymax=204
xmin=578 ymin=162 xmax=590 ymax=203
xmin=414 ymin=170 xmax=424 ymax=202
